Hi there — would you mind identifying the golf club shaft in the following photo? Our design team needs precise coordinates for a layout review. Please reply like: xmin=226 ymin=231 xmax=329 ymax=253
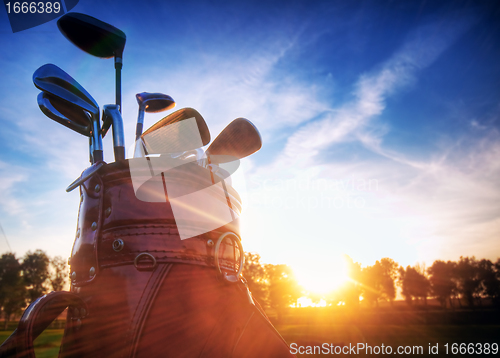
xmin=102 ymin=104 xmax=125 ymax=161
xmin=115 ymin=57 xmax=122 ymax=113
xmin=91 ymin=118 xmax=103 ymax=162
xmin=136 ymin=107 xmax=145 ymax=141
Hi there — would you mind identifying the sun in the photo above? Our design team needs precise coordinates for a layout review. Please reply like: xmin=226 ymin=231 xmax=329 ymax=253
xmin=292 ymin=254 xmax=349 ymax=295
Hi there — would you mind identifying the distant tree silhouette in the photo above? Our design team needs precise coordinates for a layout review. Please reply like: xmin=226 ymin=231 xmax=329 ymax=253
xmin=428 ymin=260 xmax=457 ymax=308
xmin=22 ymin=249 xmax=50 ymax=303
xmin=455 ymin=256 xmax=481 ymax=307
xmin=337 ymin=256 xmax=362 ymax=308
xmin=243 ymin=252 xmax=268 ymax=306
xmin=266 ymin=264 xmax=301 ymax=319
xmin=0 ymin=253 xmax=26 ymax=329
xmin=359 ymin=265 xmax=379 ymax=307
xmin=378 ymin=258 xmax=399 ymax=304
xmin=50 ymin=256 xmax=68 ymax=291
xmin=359 ymin=258 xmax=398 ymax=307
xmin=476 ymin=259 xmax=499 ymax=306
xmin=398 ymin=265 xmax=430 ymax=306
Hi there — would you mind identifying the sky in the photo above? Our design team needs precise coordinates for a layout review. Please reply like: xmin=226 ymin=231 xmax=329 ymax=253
xmin=0 ymin=0 xmax=499 ymax=294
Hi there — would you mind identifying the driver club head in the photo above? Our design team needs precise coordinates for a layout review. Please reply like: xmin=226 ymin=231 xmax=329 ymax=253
xmin=57 ymin=13 xmax=126 ymax=59
xmin=57 ymin=12 xmax=126 ymax=112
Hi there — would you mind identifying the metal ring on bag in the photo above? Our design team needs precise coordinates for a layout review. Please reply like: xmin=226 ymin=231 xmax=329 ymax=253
xmin=214 ymin=232 xmax=244 ymax=283
xmin=134 ymin=253 xmax=157 ymax=271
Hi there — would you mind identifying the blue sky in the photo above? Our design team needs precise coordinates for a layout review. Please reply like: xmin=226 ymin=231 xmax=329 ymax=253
xmin=0 ymin=0 xmax=499 ymax=292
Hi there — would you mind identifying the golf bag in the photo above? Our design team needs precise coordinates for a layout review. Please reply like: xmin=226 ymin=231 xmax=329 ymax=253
xmin=0 ymin=159 xmax=294 ymax=358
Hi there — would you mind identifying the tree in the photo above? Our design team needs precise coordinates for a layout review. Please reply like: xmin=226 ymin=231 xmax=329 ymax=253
xmin=335 ymin=256 xmax=362 ymax=308
xmin=0 ymin=253 xmax=26 ymax=329
xmin=428 ymin=260 xmax=456 ymax=308
xmin=378 ymin=258 xmax=399 ymax=303
xmin=243 ymin=252 xmax=268 ymax=306
xmin=359 ymin=258 xmax=398 ymax=307
xmin=454 ymin=256 xmax=481 ymax=307
xmin=50 ymin=256 xmax=68 ymax=291
xmin=22 ymin=249 xmax=50 ymax=303
xmin=265 ymin=264 xmax=301 ymax=320
xmin=476 ymin=259 xmax=500 ymax=306
xmin=398 ymin=265 xmax=430 ymax=306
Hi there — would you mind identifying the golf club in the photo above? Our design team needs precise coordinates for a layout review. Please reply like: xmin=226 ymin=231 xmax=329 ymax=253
xmin=205 ymin=118 xmax=262 ymax=164
xmin=137 ymin=107 xmax=210 ymax=157
xmin=37 ymin=92 xmax=95 ymax=163
xmin=135 ymin=92 xmax=176 ymax=141
xmin=102 ymin=104 xmax=125 ymax=161
xmin=33 ymin=63 xmax=99 ymax=115
xmin=57 ymin=12 xmax=126 ymax=113
xmin=37 ymin=92 xmax=90 ymax=136
xmin=33 ymin=64 xmax=102 ymax=163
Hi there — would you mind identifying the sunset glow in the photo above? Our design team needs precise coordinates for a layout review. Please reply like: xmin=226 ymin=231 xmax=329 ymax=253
xmin=293 ymin=254 xmax=349 ymax=295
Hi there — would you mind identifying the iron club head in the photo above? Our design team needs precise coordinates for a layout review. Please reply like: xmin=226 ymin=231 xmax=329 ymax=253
xmin=206 ymin=118 xmax=262 ymax=164
xmin=138 ymin=107 xmax=211 ymax=157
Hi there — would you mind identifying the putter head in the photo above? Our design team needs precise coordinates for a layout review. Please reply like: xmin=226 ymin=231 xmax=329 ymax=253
xmin=140 ymin=108 xmax=211 ymax=155
xmin=37 ymin=92 xmax=91 ymax=137
xmin=136 ymin=92 xmax=176 ymax=113
xmin=33 ymin=64 xmax=99 ymax=117
xmin=206 ymin=118 xmax=262 ymax=163
xmin=57 ymin=13 xmax=126 ymax=59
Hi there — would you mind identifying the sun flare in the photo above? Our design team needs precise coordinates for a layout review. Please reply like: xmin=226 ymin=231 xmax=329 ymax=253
xmin=292 ymin=254 xmax=350 ymax=295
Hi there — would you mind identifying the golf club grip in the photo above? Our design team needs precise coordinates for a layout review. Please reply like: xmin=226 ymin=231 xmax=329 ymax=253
xmin=114 ymin=147 xmax=125 ymax=161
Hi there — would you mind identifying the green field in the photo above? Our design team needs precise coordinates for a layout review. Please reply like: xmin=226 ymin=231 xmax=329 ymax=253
xmin=0 ymin=329 xmax=64 ymax=358
xmin=1 ymin=325 xmax=498 ymax=357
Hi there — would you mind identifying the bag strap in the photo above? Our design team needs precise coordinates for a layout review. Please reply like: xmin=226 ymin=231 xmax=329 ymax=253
xmin=0 ymin=291 xmax=86 ymax=358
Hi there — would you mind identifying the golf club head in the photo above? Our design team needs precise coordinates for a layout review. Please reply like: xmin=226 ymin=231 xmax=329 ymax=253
xmin=139 ymin=108 xmax=211 ymax=156
xmin=57 ymin=13 xmax=126 ymax=59
xmin=135 ymin=92 xmax=176 ymax=140
xmin=37 ymin=92 xmax=91 ymax=137
xmin=33 ymin=64 xmax=99 ymax=117
xmin=206 ymin=118 xmax=262 ymax=164
xmin=136 ymin=92 xmax=176 ymax=113
xmin=102 ymin=104 xmax=125 ymax=161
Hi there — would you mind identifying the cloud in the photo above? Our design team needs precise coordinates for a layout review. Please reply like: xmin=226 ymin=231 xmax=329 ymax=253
xmin=239 ymin=12 xmax=500 ymax=268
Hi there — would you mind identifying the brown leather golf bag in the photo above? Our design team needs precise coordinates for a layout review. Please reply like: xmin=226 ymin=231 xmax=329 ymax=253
xmin=0 ymin=158 xmax=294 ymax=358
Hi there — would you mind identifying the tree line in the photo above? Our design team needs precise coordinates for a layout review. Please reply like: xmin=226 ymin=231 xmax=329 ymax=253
xmin=1 ymin=250 xmax=498 ymax=326
xmin=243 ymin=253 xmax=500 ymax=313
xmin=0 ymin=250 xmax=67 ymax=328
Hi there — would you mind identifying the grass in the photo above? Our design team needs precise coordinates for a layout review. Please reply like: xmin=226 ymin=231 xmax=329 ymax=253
xmin=0 ymin=329 xmax=64 ymax=358
xmin=0 ymin=325 xmax=498 ymax=357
